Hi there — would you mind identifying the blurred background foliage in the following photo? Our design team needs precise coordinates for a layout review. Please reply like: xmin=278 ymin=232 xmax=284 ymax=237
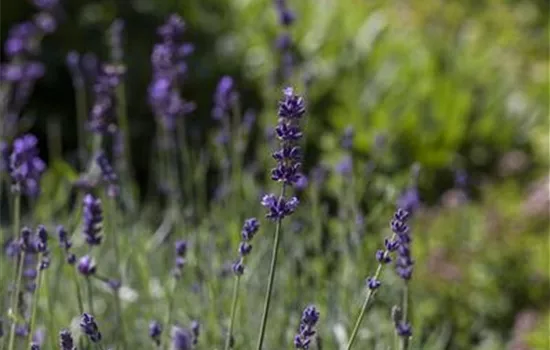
xmin=1 ymin=0 xmax=549 ymax=349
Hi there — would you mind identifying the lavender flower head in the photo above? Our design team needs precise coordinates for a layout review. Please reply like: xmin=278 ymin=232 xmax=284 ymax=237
xmin=171 ymin=325 xmax=192 ymax=350
xmin=172 ymin=239 xmax=188 ymax=278
xmin=96 ymin=152 xmax=119 ymax=197
xmin=77 ymin=255 xmax=96 ymax=276
xmin=59 ymin=328 xmax=75 ymax=350
xmin=89 ymin=64 xmax=123 ymax=134
xmin=80 ymin=313 xmax=101 ymax=342
xmin=149 ymin=320 xmax=162 ymax=346
xmin=149 ymin=14 xmax=195 ymax=130
xmin=82 ymin=194 xmax=103 ymax=246
xmin=340 ymin=125 xmax=354 ymax=150
xmin=232 ymin=218 xmax=260 ymax=275
xmin=391 ymin=208 xmax=413 ymax=281
xmin=212 ymin=76 xmax=238 ymax=120
xmin=294 ymin=305 xmax=320 ymax=349
xmin=9 ymin=134 xmax=46 ymax=196
xmin=396 ymin=188 xmax=420 ymax=215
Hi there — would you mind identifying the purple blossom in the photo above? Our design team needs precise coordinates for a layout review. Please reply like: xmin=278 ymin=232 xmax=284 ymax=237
xmin=82 ymin=194 xmax=103 ymax=246
xmin=59 ymin=329 xmax=75 ymax=350
xmin=149 ymin=320 xmax=162 ymax=345
xmin=77 ymin=255 xmax=96 ymax=276
xmin=294 ymin=305 xmax=319 ymax=349
xmin=340 ymin=125 xmax=354 ymax=150
xmin=149 ymin=14 xmax=195 ymax=130
xmin=261 ymin=193 xmax=299 ymax=220
xmin=232 ymin=218 xmax=261 ymax=275
xmin=9 ymin=134 xmax=46 ymax=196
xmin=335 ymin=155 xmax=353 ymax=177
xmin=396 ymin=188 xmax=420 ymax=215
xmin=96 ymin=152 xmax=119 ymax=197
xmin=212 ymin=76 xmax=238 ymax=120
xmin=80 ymin=313 xmax=101 ymax=342
xmin=171 ymin=325 xmax=193 ymax=350
xmin=89 ymin=64 xmax=123 ymax=134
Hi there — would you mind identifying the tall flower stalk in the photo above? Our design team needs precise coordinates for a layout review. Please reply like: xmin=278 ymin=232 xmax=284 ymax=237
xmin=256 ymin=87 xmax=305 ymax=349
xmin=345 ymin=208 xmax=410 ymax=350
xmin=225 ymin=218 xmax=260 ymax=350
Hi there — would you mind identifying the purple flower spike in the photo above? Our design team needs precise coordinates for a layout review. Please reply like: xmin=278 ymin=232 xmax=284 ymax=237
xmin=82 ymin=194 xmax=103 ymax=246
xmin=149 ymin=320 xmax=162 ymax=345
xmin=171 ymin=325 xmax=193 ymax=350
xmin=59 ymin=329 xmax=75 ymax=350
xmin=80 ymin=313 xmax=101 ymax=342
xmin=294 ymin=305 xmax=319 ymax=349
xmin=9 ymin=134 xmax=46 ymax=196
xmin=212 ymin=76 xmax=238 ymax=120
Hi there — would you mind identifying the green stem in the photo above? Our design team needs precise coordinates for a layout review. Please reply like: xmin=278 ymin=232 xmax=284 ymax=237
xmin=86 ymin=277 xmax=95 ymax=315
xmin=255 ymin=185 xmax=286 ymax=350
xmin=108 ymin=197 xmax=126 ymax=347
xmin=7 ymin=193 xmax=22 ymax=350
xmin=224 ymin=275 xmax=241 ymax=350
xmin=43 ymin=271 xmax=56 ymax=350
xmin=162 ymin=278 xmax=177 ymax=349
xmin=27 ymin=263 xmax=44 ymax=346
xmin=344 ymin=240 xmax=395 ymax=350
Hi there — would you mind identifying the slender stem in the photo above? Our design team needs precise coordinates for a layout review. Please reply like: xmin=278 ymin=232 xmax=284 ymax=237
xmin=400 ymin=284 xmax=410 ymax=350
xmin=72 ymin=268 xmax=86 ymax=350
xmin=161 ymin=278 xmax=177 ymax=349
xmin=108 ymin=197 xmax=126 ymax=347
xmin=27 ymin=263 xmax=44 ymax=346
xmin=43 ymin=271 xmax=56 ymax=350
xmin=86 ymin=277 xmax=95 ymax=315
xmin=224 ymin=275 xmax=241 ymax=350
xmin=7 ymin=193 xmax=22 ymax=350
xmin=256 ymin=185 xmax=286 ymax=350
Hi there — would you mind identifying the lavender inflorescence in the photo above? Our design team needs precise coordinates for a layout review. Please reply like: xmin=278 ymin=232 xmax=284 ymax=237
xmin=57 ymin=225 xmax=76 ymax=265
xmin=89 ymin=63 xmax=124 ymax=134
xmin=149 ymin=14 xmax=195 ymax=130
xmin=294 ymin=305 xmax=320 ymax=349
xmin=171 ymin=325 xmax=193 ymax=350
xmin=59 ymin=328 xmax=75 ymax=350
xmin=232 ymin=218 xmax=260 ymax=275
xmin=261 ymin=87 xmax=305 ymax=220
xmin=96 ymin=151 xmax=120 ymax=197
xmin=80 ymin=313 xmax=102 ymax=343
xmin=9 ymin=134 xmax=46 ymax=196
xmin=172 ymin=240 xmax=188 ymax=278
xmin=149 ymin=320 xmax=162 ymax=346
xmin=82 ymin=193 xmax=103 ymax=246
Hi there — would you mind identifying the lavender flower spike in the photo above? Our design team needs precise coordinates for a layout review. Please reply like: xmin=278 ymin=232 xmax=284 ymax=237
xmin=59 ymin=329 xmax=75 ymax=350
xmin=171 ymin=325 xmax=192 ymax=350
xmin=9 ymin=134 xmax=46 ymax=196
xmin=294 ymin=305 xmax=320 ymax=349
xmin=80 ymin=313 xmax=101 ymax=342
xmin=82 ymin=194 xmax=103 ymax=246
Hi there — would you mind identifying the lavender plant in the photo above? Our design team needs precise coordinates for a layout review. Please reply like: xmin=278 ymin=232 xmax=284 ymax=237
xmin=256 ymin=87 xmax=305 ymax=349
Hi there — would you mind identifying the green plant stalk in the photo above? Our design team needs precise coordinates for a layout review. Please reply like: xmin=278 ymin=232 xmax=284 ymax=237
xmin=109 ymin=197 xmax=126 ymax=348
xmin=162 ymin=278 xmax=177 ymax=349
xmin=71 ymin=268 xmax=85 ymax=350
xmin=7 ymin=192 xmax=22 ymax=350
xmin=256 ymin=185 xmax=286 ymax=350
xmin=177 ymin=119 xmax=194 ymax=210
xmin=344 ymin=236 xmax=395 ymax=350
xmin=224 ymin=275 xmax=241 ymax=350
xmin=43 ymin=271 xmax=56 ymax=350
xmin=86 ymin=277 xmax=95 ymax=315
xmin=230 ymin=101 xmax=243 ymax=221
xmin=400 ymin=284 xmax=410 ymax=350
xmin=27 ymin=263 xmax=44 ymax=346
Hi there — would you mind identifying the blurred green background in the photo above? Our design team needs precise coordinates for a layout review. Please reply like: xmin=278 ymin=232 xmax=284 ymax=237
xmin=1 ymin=0 xmax=549 ymax=349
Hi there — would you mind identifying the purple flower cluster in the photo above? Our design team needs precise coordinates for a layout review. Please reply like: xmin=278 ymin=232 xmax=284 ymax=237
xmin=59 ymin=329 xmax=75 ymax=350
xmin=149 ymin=320 xmax=162 ymax=346
xmin=57 ymin=225 xmax=76 ymax=265
xmin=171 ymin=325 xmax=193 ymax=350
xmin=391 ymin=209 xmax=413 ymax=280
xmin=80 ymin=313 xmax=101 ymax=343
xmin=96 ymin=151 xmax=119 ymax=197
xmin=9 ymin=134 xmax=46 ymax=196
xmin=261 ymin=88 xmax=305 ymax=220
xmin=82 ymin=194 xmax=103 ymax=246
xmin=294 ymin=305 xmax=320 ymax=349
xmin=149 ymin=15 xmax=195 ymax=130
xmin=273 ymin=0 xmax=296 ymax=81
xmin=212 ymin=76 xmax=238 ymax=121
xmin=172 ymin=240 xmax=188 ymax=278
xmin=89 ymin=64 xmax=124 ymax=134
xmin=232 ymin=218 xmax=260 ymax=275
xmin=18 ymin=226 xmax=50 ymax=292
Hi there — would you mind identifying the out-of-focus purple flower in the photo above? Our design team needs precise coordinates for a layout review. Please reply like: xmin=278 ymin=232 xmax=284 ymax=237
xmin=242 ymin=109 xmax=256 ymax=133
xmin=89 ymin=64 xmax=123 ymax=134
xmin=82 ymin=52 xmax=99 ymax=81
xmin=396 ymin=321 xmax=412 ymax=337
xmin=335 ymin=155 xmax=352 ymax=177
xmin=149 ymin=14 xmax=195 ymax=130
xmin=172 ymin=240 xmax=188 ymax=278
xmin=274 ymin=0 xmax=296 ymax=26
xmin=9 ymin=134 xmax=46 ymax=196
xmin=212 ymin=76 xmax=238 ymax=120
xmin=310 ymin=164 xmax=329 ymax=187
xmin=293 ymin=173 xmax=308 ymax=191
xmin=340 ymin=125 xmax=354 ymax=150
xmin=396 ymin=187 xmax=420 ymax=215
xmin=33 ymin=12 xmax=56 ymax=33
xmin=4 ymin=22 xmax=39 ymax=57
xmin=33 ymin=0 xmax=59 ymax=10
xmin=454 ymin=169 xmax=467 ymax=188
xmin=171 ymin=325 xmax=192 ymax=350
xmin=96 ymin=152 xmax=119 ymax=197
xmin=149 ymin=320 xmax=162 ymax=345
xmin=80 ymin=313 xmax=101 ymax=342
xmin=294 ymin=305 xmax=319 ymax=349
xmin=59 ymin=329 xmax=75 ymax=350
xmin=77 ymin=255 xmax=96 ymax=276
xmin=82 ymin=194 xmax=103 ymax=246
